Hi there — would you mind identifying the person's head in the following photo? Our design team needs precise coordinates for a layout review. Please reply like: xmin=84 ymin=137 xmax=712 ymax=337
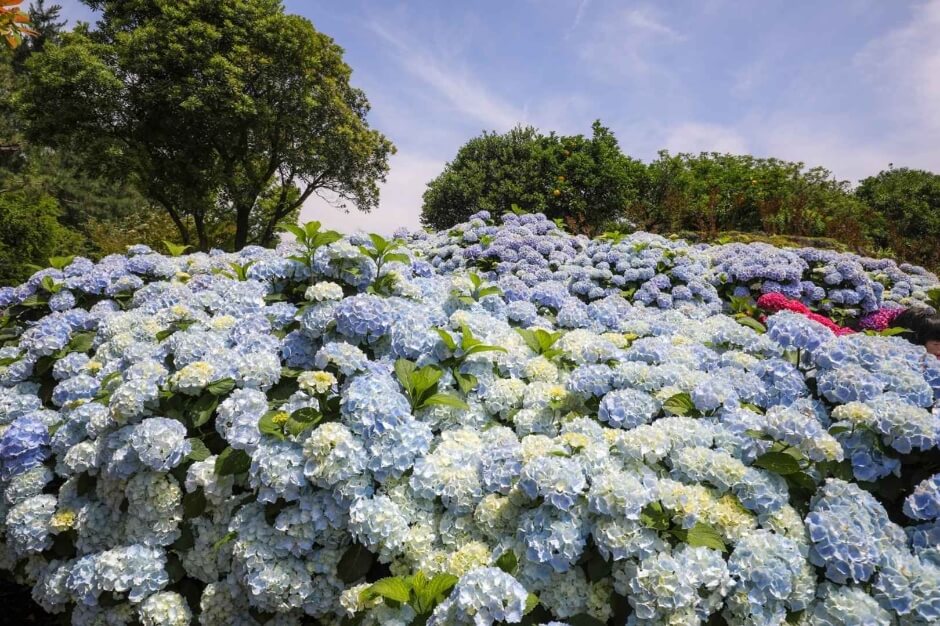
xmin=893 ymin=307 xmax=940 ymax=357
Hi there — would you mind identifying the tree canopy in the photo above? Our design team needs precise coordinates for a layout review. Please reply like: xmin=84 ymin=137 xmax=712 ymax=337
xmin=421 ymin=121 xmax=645 ymax=235
xmin=18 ymin=0 xmax=394 ymax=250
xmin=856 ymin=167 xmax=940 ymax=270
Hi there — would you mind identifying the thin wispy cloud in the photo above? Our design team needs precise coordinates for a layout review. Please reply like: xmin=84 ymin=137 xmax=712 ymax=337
xmin=663 ymin=122 xmax=748 ymax=155
xmin=576 ymin=4 xmax=683 ymax=80
xmin=570 ymin=0 xmax=591 ymax=32
xmin=856 ymin=0 xmax=940 ymax=135
xmin=368 ymin=20 xmax=523 ymax=132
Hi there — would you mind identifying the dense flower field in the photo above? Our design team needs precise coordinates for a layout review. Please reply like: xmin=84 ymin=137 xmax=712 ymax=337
xmin=1 ymin=210 xmax=939 ymax=625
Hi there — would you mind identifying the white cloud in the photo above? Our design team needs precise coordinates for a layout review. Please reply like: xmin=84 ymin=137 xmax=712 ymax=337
xmin=856 ymin=0 xmax=940 ymax=136
xmin=368 ymin=21 xmax=523 ymax=132
xmin=571 ymin=0 xmax=591 ymax=31
xmin=577 ymin=5 xmax=682 ymax=79
xmin=299 ymin=152 xmax=442 ymax=235
xmin=662 ymin=122 xmax=748 ymax=155
xmin=752 ymin=116 xmax=887 ymax=183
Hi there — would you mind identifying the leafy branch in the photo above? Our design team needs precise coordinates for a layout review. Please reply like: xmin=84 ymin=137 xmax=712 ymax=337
xmin=453 ymin=272 xmax=502 ymax=305
xmin=281 ymin=220 xmax=342 ymax=269
xmin=435 ymin=324 xmax=507 ymax=394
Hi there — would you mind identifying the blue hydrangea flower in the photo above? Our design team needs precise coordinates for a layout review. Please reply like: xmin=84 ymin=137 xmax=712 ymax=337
xmin=0 ymin=413 xmax=50 ymax=480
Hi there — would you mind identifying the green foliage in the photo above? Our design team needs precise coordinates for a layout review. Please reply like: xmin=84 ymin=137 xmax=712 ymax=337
xmin=452 ymin=272 xmax=502 ymax=304
xmin=393 ymin=358 xmax=468 ymax=411
xmin=435 ymin=323 xmax=507 ymax=394
xmin=282 ymin=220 xmax=342 ymax=268
xmin=631 ymin=151 xmax=872 ymax=249
xmin=856 ymin=167 xmax=940 ymax=270
xmin=661 ymin=392 xmax=699 ymax=417
xmin=214 ymin=446 xmax=251 ymax=476
xmin=515 ymin=327 xmax=563 ymax=358
xmin=422 ymin=121 xmax=645 ymax=235
xmin=18 ymin=0 xmax=394 ymax=251
xmin=358 ymin=571 xmax=459 ymax=618
xmin=258 ymin=407 xmax=323 ymax=441
xmin=0 ymin=190 xmax=85 ymax=285
xmin=639 ymin=501 xmax=727 ymax=552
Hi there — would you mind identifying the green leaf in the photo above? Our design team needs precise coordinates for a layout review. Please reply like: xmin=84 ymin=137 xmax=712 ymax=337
xmin=155 ymin=327 xmax=175 ymax=341
xmin=460 ymin=323 xmax=481 ymax=349
xmin=828 ymin=424 xmax=853 ymax=436
xmin=215 ymin=447 xmax=251 ymax=476
xmin=310 ymin=230 xmax=342 ymax=250
xmin=682 ymin=523 xmax=727 ymax=552
xmin=383 ymin=252 xmax=411 ymax=265
xmin=368 ymin=233 xmax=389 ymax=254
xmin=206 ymin=378 xmax=236 ymax=396
xmin=736 ymin=316 xmax=767 ymax=333
xmin=182 ymin=488 xmax=207 ymax=519
xmin=524 ymin=593 xmax=539 ymax=615
xmin=394 ymin=359 xmax=417 ymax=392
xmin=477 ymin=286 xmax=502 ymax=299
xmin=364 ymin=577 xmax=412 ymax=604
xmin=463 ymin=344 xmax=507 ymax=357
xmin=337 ymin=543 xmax=375 ymax=583
xmin=186 ymin=438 xmax=211 ymax=462
xmin=40 ymin=275 xmax=61 ymax=294
xmin=412 ymin=572 xmax=458 ymax=615
xmin=279 ymin=222 xmax=307 ymax=241
xmin=190 ymin=394 xmax=219 ymax=428
xmin=495 ymin=550 xmax=518 ymax=574
xmin=753 ymin=451 xmax=802 ymax=475
xmin=422 ymin=393 xmax=469 ymax=410
xmin=568 ymin=615 xmax=607 ymax=626
xmin=435 ymin=328 xmax=458 ymax=351
xmin=454 ymin=371 xmax=478 ymax=394
xmin=212 ymin=530 xmax=237 ymax=551
xmin=785 ymin=471 xmax=818 ymax=493
xmin=171 ymin=523 xmax=195 ymax=552
xmin=743 ymin=427 xmax=767 ymax=438
xmin=19 ymin=293 xmax=48 ymax=308
xmin=163 ymin=240 xmax=191 ymax=257
xmin=876 ymin=327 xmax=910 ymax=337
xmin=67 ymin=331 xmax=96 ymax=354
xmin=412 ymin=365 xmax=444 ymax=395
xmin=286 ymin=407 xmax=322 ymax=436
xmin=662 ymin=392 xmax=696 ymax=416
xmin=49 ymin=255 xmax=75 ymax=270
xmin=639 ymin=502 xmax=671 ymax=531
xmin=259 ymin=410 xmax=287 ymax=440
xmin=584 ymin=551 xmax=612 ymax=582
xmin=516 ymin=328 xmax=541 ymax=354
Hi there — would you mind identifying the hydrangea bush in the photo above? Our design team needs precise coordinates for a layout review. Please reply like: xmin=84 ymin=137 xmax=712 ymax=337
xmin=0 ymin=211 xmax=939 ymax=625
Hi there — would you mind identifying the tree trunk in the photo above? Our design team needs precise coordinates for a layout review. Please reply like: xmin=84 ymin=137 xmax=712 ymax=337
xmin=233 ymin=204 xmax=252 ymax=251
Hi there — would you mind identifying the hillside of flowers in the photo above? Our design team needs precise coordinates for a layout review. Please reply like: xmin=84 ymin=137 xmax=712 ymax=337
xmin=1 ymin=210 xmax=939 ymax=625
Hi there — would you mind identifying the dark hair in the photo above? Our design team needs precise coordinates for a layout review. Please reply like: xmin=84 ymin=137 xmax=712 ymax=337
xmin=893 ymin=307 xmax=940 ymax=345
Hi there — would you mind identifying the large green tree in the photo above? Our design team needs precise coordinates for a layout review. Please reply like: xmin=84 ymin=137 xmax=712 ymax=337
xmin=856 ymin=167 xmax=940 ymax=270
xmin=422 ymin=121 xmax=645 ymax=235
xmin=18 ymin=0 xmax=394 ymax=250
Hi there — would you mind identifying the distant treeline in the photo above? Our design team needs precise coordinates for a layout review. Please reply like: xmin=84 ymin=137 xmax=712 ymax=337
xmin=421 ymin=123 xmax=940 ymax=271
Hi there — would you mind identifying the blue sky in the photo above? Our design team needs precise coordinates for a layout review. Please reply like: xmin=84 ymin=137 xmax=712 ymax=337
xmin=58 ymin=1 xmax=940 ymax=233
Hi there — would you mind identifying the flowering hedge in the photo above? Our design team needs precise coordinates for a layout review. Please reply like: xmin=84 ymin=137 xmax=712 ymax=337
xmin=0 ymin=211 xmax=939 ymax=625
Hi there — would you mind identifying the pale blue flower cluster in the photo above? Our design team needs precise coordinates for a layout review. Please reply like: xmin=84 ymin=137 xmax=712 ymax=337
xmin=0 ymin=211 xmax=938 ymax=624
